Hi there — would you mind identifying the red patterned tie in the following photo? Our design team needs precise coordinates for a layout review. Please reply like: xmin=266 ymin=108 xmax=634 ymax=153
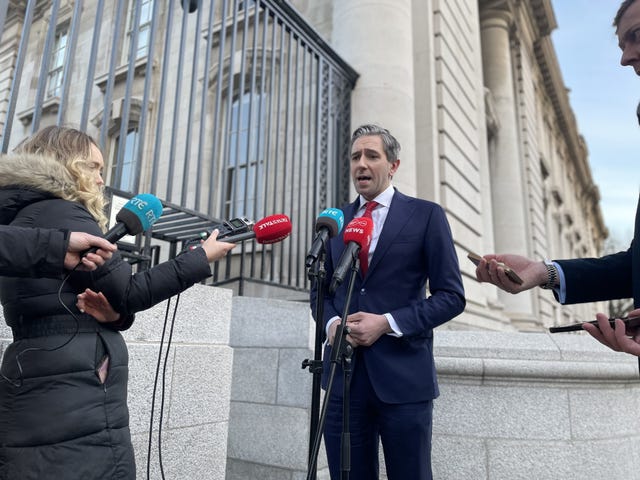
xmin=358 ymin=201 xmax=378 ymax=276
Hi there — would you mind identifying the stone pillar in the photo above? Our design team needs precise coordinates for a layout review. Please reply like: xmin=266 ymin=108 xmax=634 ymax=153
xmin=480 ymin=7 xmax=534 ymax=319
xmin=331 ymin=0 xmax=417 ymax=196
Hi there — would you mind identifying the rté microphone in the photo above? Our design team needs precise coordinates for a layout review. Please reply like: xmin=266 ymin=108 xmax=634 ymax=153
xmin=305 ymin=208 xmax=344 ymax=268
xmin=84 ymin=193 xmax=163 ymax=256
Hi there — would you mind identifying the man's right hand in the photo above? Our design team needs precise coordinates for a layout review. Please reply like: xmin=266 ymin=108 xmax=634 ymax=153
xmin=474 ymin=254 xmax=547 ymax=293
xmin=65 ymin=232 xmax=116 ymax=271
xmin=328 ymin=318 xmax=357 ymax=348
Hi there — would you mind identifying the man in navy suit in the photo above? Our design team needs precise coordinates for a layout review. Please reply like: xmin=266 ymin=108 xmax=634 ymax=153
xmin=311 ymin=124 xmax=465 ymax=479
xmin=474 ymin=0 xmax=640 ymax=357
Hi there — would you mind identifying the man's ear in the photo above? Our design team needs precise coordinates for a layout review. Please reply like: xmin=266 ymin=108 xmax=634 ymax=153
xmin=389 ymin=158 xmax=400 ymax=177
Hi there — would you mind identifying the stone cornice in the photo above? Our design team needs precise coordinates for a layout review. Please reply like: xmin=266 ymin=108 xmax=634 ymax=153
xmin=534 ymin=35 xmax=607 ymax=238
xmin=528 ymin=0 xmax=557 ymax=37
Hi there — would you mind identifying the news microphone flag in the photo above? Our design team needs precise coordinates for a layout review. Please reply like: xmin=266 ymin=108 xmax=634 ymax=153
xmin=329 ymin=216 xmax=373 ymax=294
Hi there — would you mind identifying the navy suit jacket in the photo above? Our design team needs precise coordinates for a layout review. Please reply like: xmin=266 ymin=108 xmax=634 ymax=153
xmin=312 ymin=190 xmax=465 ymax=404
xmin=556 ymin=194 xmax=640 ymax=307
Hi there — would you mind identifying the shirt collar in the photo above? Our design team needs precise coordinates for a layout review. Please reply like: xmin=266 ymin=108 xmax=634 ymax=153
xmin=359 ymin=184 xmax=394 ymax=210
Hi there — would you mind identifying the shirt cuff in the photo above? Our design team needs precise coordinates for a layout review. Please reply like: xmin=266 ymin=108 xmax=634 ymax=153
xmin=326 ymin=316 xmax=341 ymax=338
xmin=384 ymin=313 xmax=403 ymax=337
xmin=551 ymin=261 xmax=567 ymax=304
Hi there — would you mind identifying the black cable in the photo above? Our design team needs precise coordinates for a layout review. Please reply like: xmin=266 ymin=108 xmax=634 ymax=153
xmin=1 ymin=264 xmax=81 ymax=387
xmin=158 ymin=294 xmax=180 ymax=479
xmin=146 ymin=296 xmax=174 ymax=480
xmin=145 ymin=291 xmax=181 ymax=480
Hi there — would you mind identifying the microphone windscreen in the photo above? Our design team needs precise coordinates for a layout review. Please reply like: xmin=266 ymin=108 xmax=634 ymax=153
xmin=316 ymin=208 xmax=344 ymax=238
xmin=343 ymin=217 xmax=373 ymax=248
xmin=181 ymin=0 xmax=200 ymax=13
xmin=115 ymin=193 xmax=163 ymax=235
xmin=254 ymin=214 xmax=292 ymax=244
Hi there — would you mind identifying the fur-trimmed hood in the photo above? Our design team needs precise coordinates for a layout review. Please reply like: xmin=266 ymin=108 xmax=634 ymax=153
xmin=0 ymin=153 xmax=74 ymax=195
xmin=0 ymin=153 xmax=75 ymax=225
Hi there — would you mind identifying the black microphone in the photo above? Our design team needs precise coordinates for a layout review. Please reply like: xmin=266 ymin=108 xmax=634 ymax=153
xmin=181 ymin=0 xmax=200 ymax=13
xmin=305 ymin=208 xmax=345 ymax=268
xmin=328 ymin=217 xmax=373 ymax=294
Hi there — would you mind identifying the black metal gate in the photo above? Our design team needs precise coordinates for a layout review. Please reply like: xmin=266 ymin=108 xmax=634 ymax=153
xmin=0 ymin=0 xmax=358 ymax=296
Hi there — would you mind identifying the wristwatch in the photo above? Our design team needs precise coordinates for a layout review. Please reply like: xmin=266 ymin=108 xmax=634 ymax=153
xmin=540 ymin=261 xmax=558 ymax=290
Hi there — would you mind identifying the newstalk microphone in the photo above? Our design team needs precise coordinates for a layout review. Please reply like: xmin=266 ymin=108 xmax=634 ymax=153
xmin=220 ymin=213 xmax=291 ymax=244
xmin=305 ymin=208 xmax=345 ymax=268
xmin=84 ymin=193 xmax=163 ymax=256
xmin=329 ymin=217 xmax=373 ymax=294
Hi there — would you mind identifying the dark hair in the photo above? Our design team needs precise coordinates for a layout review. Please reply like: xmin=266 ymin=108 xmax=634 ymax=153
xmin=614 ymin=0 xmax=637 ymax=28
xmin=350 ymin=124 xmax=401 ymax=162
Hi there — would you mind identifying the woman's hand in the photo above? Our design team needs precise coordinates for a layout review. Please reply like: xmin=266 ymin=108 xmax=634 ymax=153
xmin=200 ymin=229 xmax=236 ymax=262
xmin=76 ymin=288 xmax=121 ymax=323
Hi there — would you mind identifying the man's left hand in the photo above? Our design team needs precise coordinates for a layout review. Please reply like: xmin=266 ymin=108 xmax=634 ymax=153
xmin=582 ymin=309 xmax=640 ymax=356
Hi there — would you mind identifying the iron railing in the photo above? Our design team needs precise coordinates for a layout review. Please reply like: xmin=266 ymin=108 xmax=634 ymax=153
xmin=0 ymin=0 xmax=358 ymax=296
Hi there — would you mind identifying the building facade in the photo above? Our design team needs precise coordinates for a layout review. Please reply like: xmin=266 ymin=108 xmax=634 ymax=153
xmin=0 ymin=0 xmax=608 ymax=332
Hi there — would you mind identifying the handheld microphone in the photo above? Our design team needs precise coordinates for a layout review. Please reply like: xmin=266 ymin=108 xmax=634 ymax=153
xmin=329 ymin=217 xmax=373 ymax=294
xmin=212 ymin=214 xmax=292 ymax=244
xmin=83 ymin=193 xmax=163 ymax=256
xmin=105 ymin=193 xmax=163 ymax=242
xmin=305 ymin=208 xmax=345 ymax=268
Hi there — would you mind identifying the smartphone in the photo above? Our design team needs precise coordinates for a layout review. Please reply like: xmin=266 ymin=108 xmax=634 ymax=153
xmin=467 ymin=252 xmax=524 ymax=285
xmin=549 ymin=316 xmax=640 ymax=333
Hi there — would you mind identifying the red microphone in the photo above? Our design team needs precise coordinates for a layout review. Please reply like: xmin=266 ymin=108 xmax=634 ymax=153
xmin=220 ymin=214 xmax=291 ymax=244
xmin=329 ymin=217 xmax=373 ymax=294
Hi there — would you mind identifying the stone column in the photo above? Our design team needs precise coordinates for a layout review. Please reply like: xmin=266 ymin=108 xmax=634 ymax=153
xmin=331 ymin=0 xmax=417 ymax=196
xmin=480 ymin=6 xmax=534 ymax=320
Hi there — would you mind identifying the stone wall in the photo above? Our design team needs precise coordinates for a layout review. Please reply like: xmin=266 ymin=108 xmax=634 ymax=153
xmin=0 ymin=284 xmax=234 ymax=480
xmin=227 ymin=298 xmax=640 ymax=480
xmin=3 ymin=293 xmax=639 ymax=479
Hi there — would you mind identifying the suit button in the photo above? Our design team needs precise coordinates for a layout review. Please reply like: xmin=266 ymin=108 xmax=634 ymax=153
xmin=360 ymin=288 xmax=366 ymax=295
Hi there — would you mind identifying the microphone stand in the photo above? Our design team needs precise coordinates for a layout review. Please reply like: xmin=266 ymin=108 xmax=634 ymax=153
xmin=305 ymin=255 xmax=360 ymax=480
xmin=303 ymin=252 xmax=327 ymax=480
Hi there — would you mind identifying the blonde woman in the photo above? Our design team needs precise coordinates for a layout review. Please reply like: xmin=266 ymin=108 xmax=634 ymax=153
xmin=0 ymin=126 xmax=234 ymax=479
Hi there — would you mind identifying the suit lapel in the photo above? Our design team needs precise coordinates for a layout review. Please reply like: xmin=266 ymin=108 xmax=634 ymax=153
xmin=367 ymin=191 xmax=416 ymax=276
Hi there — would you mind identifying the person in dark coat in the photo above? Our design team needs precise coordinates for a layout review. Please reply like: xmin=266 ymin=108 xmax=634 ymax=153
xmin=474 ymin=0 xmax=640 ymax=357
xmin=0 ymin=226 xmax=116 ymax=276
xmin=0 ymin=126 xmax=235 ymax=480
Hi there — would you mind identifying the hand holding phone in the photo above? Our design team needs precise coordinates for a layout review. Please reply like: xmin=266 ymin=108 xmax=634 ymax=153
xmin=549 ymin=316 xmax=640 ymax=333
xmin=467 ymin=252 xmax=524 ymax=285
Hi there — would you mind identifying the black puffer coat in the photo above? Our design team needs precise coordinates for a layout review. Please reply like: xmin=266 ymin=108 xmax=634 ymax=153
xmin=0 ymin=154 xmax=212 ymax=480
xmin=0 ymin=225 xmax=68 ymax=277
